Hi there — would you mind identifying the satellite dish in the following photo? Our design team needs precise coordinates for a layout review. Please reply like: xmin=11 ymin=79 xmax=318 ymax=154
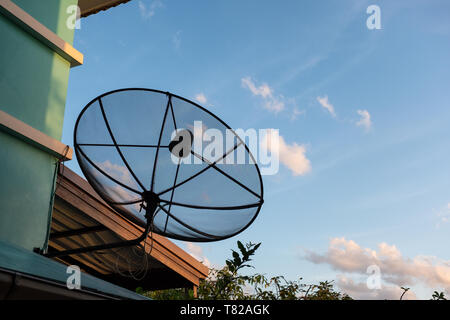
xmin=74 ymin=88 xmax=263 ymax=242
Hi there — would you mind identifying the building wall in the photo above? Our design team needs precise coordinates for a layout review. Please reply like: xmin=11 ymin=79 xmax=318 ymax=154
xmin=0 ymin=0 xmax=78 ymax=251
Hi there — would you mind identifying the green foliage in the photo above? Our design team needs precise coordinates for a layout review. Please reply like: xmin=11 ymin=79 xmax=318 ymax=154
xmin=137 ymin=240 xmax=445 ymax=300
xmin=197 ymin=241 xmax=352 ymax=300
xmin=306 ymin=281 xmax=352 ymax=300
xmin=199 ymin=241 xmax=261 ymax=299
xmin=136 ymin=287 xmax=195 ymax=300
xmin=431 ymin=291 xmax=447 ymax=300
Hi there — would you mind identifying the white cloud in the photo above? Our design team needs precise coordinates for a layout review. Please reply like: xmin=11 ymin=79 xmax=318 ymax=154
xmin=337 ymin=275 xmax=417 ymax=300
xmin=304 ymin=237 xmax=450 ymax=295
xmin=264 ymin=99 xmax=285 ymax=113
xmin=173 ymin=30 xmax=181 ymax=50
xmin=436 ymin=203 xmax=450 ymax=228
xmin=279 ymin=56 xmax=324 ymax=87
xmin=356 ymin=109 xmax=372 ymax=131
xmin=195 ymin=93 xmax=207 ymax=104
xmin=138 ymin=0 xmax=162 ymax=20
xmin=317 ymin=95 xmax=336 ymax=117
xmin=98 ymin=160 xmax=137 ymax=187
xmin=241 ymin=77 xmax=285 ymax=113
xmin=290 ymin=108 xmax=305 ymax=121
xmin=261 ymin=130 xmax=311 ymax=176
xmin=94 ymin=160 xmax=142 ymax=207
xmin=186 ymin=242 xmax=211 ymax=268
xmin=241 ymin=77 xmax=272 ymax=98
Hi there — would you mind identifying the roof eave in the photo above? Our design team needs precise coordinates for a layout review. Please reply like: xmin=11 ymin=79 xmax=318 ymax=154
xmin=78 ymin=0 xmax=132 ymax=18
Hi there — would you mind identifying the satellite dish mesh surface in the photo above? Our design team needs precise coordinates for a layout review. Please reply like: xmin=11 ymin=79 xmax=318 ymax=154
xmin=74 ymin=88 xmax=263 ymax=242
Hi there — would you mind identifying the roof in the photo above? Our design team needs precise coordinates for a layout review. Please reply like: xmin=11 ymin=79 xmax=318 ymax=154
xmin=49 ymin=166 xmax=209 ymax=291
xmin=78 ymin=0 xmax=132 ymax=18
xmin=0 ymin=239 xmax=148 ymax=300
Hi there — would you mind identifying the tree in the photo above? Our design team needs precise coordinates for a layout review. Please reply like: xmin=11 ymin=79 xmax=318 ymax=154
xmin=431 ymin=291 xmax=447 ymax=300
xmin=198 ymin=241 xmax=261 ymax=299
xmin=136 ymin=287 xmax=193 ymax=300
xmin=197 ymin=241 xmax=351 ymax=300
xmin=138 ymin=240 xmax=446 ymax=300
xmin=400 ymin=287 xmax=410 ymax=300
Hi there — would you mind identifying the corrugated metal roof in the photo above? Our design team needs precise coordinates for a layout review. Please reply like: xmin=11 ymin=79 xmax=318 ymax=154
xmin=78 ymin=0 xmax=132 ymax=18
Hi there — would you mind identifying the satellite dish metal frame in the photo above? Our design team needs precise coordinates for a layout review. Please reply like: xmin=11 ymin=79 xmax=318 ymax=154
xmin=62 ymin=88 xmax=264 ymax=246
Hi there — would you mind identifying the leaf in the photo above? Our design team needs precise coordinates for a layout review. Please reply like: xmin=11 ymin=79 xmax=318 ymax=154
xmin=232 ymin=250 xmax=240 ymax=261
xmin=237 ymin=241 xmax=246 ymax=254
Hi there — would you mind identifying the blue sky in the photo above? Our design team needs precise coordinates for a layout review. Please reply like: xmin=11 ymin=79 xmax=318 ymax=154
xmin=64 ymin=0 xmax=450 ymax=299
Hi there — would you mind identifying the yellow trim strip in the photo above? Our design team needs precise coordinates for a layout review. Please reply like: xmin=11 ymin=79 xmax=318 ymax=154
xmin=0 ymin=0 xmax=83 ymax=67
xmin=0 ymin=110 xmax=73 ymax=161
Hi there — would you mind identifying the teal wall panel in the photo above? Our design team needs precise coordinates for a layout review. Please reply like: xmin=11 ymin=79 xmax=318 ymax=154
xmin=0 ymin=131 xmax=56 ymax=251
xmin=0 ymin=14 xmax=71 ymax=140
xmin=12 ymin=0 xmax=78 ymax=44
xmin=0 ymin=0 xmax=78 ymax=251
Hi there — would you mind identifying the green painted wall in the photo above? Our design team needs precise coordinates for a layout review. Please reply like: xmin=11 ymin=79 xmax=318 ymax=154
xmin=0 ymin=0 xmax=78 ymax=251
xmin=0 ymin=132 xmax=57 ymax=251
xmin=13 ymin=0 xmax=77 ymax=44
xmin=1 ymin=0 xmax=78 ymax=140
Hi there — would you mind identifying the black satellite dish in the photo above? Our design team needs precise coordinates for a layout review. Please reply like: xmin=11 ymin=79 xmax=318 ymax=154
xmin=73 ymin=88 xmax=263 ymax=243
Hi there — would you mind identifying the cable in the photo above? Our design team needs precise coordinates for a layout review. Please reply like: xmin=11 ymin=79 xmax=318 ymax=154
xmin=42 ymin=145 xmax=70 ymax=253
xmin=112 ymin=206 xmax=159 ymax=281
